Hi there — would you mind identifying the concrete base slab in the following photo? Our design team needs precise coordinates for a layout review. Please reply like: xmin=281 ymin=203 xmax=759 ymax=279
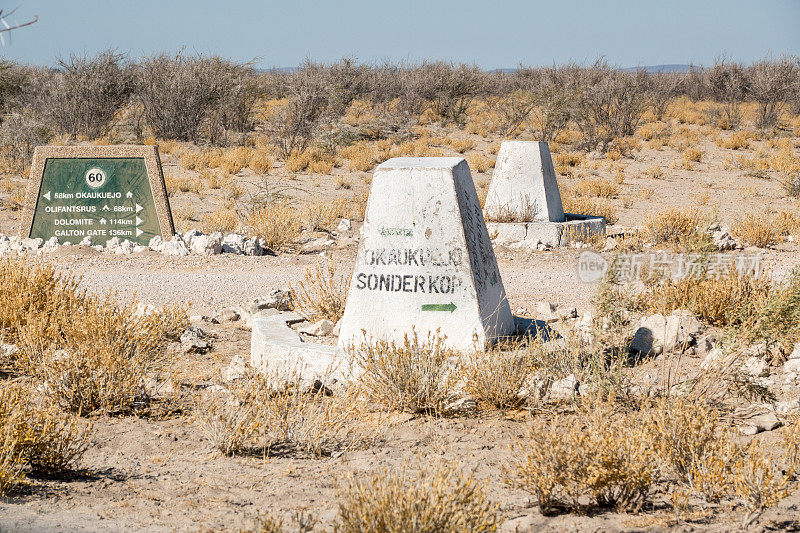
xmin=487 ymin=214 xmax=606 ymax=249
xmin=250 ymin=313 xmax=352 ymax=386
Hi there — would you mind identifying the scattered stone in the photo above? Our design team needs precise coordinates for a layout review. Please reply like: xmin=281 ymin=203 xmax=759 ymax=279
xmin=332 ymin=318 xmax=343 ymax=336
xmin=337 ymin=218 xmax=352 ymax=233
xmin=190 ymin=233 xmax=223 ymax=256
xmin=742 ymin=356 xmax=769 ymax=377
xmin=712 ymin=229 xmax=738 ymax=251
xmin=700 ymin=347 xmax=725 ymax=370
xmin=215 ymin=308 xmax=241 ymax=323
xmin=556 ymin=306 xmax=578 ymax=320
xmin=535 ymin=301 xmax=556 ymax=317
xmin=443 ymin=394 xmax=477 ymax=414
xmin=245 ymin=289 xmax=293 ymax=315
xmin=733 ymin=405 xmax=782 ymax=435
xmin=143 ymin=377 xmax=175 ymax=399
xmin=784 ymin=358 xmax=800 ymax=374
xmin=603 ymin=237 xmax=618 ymax=251
xmin=298 ymin=319 xmax=334 ymax=337
xmin=775 ymin=399 xmax=800 ymax=414
xmin=1 ymin=343 xmax=19 ymax=359
xmin=223 ymin=354 xmax=248 ymax=381
xmin=630 ymin=310 xmax=703 ymax=356
xmin=180 ymin=326 xmax=211 ymax=354
xmin=550 ymin=374 xmax=579 ymax=400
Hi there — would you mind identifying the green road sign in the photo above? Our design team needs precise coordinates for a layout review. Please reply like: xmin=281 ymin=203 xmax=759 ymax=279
xmin=22 ymin=146 xmax=174 ymax=246
xmin=421 ymin=302 xmax=457 ymax=313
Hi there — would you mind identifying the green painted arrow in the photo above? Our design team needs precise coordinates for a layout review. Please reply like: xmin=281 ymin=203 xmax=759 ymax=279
xmin=421 ymin=302 xmax=457 ymax=313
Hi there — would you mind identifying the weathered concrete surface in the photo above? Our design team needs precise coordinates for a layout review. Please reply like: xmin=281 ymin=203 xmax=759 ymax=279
xmin=488 ymin=214 xmax=606 ymax=248
xmin=483 ymin=141 xmax=565 ymax=223
xmin=337 ymin=157 xmax=515 ymax=353
xmin=251 ymin=313 xmax=351 ymax=385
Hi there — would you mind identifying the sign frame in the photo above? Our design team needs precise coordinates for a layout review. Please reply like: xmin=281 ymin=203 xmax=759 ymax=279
xmin=20 ymin=145 xmax=175 ymax=241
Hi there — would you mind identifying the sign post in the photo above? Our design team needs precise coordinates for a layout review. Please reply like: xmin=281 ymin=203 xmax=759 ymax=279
xmin=21 ymin=145 xmax=174 ymax=245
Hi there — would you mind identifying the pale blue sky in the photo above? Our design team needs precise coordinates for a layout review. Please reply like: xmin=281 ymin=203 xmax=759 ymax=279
xmin=2 ymin=0 xmax=798 ymax=68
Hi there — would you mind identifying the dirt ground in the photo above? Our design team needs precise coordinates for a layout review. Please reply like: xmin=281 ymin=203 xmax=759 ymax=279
xmin=2 ymin=118 xmax=800 ymax=531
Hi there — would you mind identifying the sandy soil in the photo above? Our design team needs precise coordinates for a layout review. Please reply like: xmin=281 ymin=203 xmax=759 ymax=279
xmin=1 ymin=121 xmax=800 ymax=531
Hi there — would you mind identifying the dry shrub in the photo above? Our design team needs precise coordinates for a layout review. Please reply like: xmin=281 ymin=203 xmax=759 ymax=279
xmin=0 ymin=383 xmax=90 ymax=494
xmin=460 ymin=347 xmax=537 ymax=410
xmin=483 ymin=194 xmax=538 ymax=223
xmin=164 ymin=173 xmax=200 ymax=195
xmin=340 ymin=141 xmax=377 ymax=172
xmin=716 ymin=131 xmax=752 ymax=150
xmin=683 ymin=147 xmax=703 ymax=164
xmin=0 ymin=257 xmax=186 ymax=414
xmin=249 ymin=151 xmax=274 ymax=174
xmin=449 ymin=138 xmax=476 ymax=153
xmin=352 ymin=332 xmax=457 ymax=414
xmin=643 ymin=208 xmax=705 ymax=246
xmin=574 ymin=177 xmax=618 ymax=198
xmin=731 ymin=213 xmax=780 ymax=248
xmin=0 ymin=178 xmax=26 ymax=211
xmin=240 ymin=203 xmax=302 ymax=251
xmin=285 ymin=147 xmax=335 ymax=174
xmin=562 ymin=193 xmax=618 ymax=225
xmin=196 ymin=369 xmax=371 ymax=457
xmin=202 ymin=207 xmax=238 ymax=233
xmin=636 ymin=267 xmax=772 ymax=326
xmin=643 ymin=165 xmax=664 ymax=179
xmin=467 ymin=153 xmax=493 ymax=173
xmin=290 ymin=261 xmax=349 ymax=322
xmin=301 ymin=197 xmax=353 ymax=231
xmin=555 ymin=151 xmax=584 ymax=177
xmin=507 ymin=396 xmax=656 ymax=514
xmin=336 ymin=461 xmax=501 ymax=533
xmin=646 ymin=398 xmax=721 ymax=486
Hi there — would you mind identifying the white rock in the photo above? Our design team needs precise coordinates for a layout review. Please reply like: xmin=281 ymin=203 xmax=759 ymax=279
xmin=148 ymin=235 xmax=164 ymax=251
xmin=245 ymin=289 xmax=293 ymax=315
xmin=222 ymin=233 xmax=247 ymax=254
xmin=183 ymin=229 xmax=203 ymax=248
xmin=630 ymin=309 xmax=703 ymax=355
xmin=79 ymin=236 xmax=93 ymax=246
xmin=190 ymin=234 xmax=223 ymax=256
xmin=776 ymin=399 xmax=800 ymax=414
xmin=550 ymin=374 xmax=579 ymax=400
xmin=161 ymin=236 xmax=190 ymax=257
xmin=1 ymin=343 xmax=19 ymax=359
xmin=742 ymin=356 xmax=768 ymax=377
xmin=337 ymin=218 xmax=352 ymax=233
xmin=784 ymin=358 xmax=800 ymax=374
xmin=332 ymin=318 xmax=343 ymax=336
xmin=788 ymin=343 xmax=800 ymax=360
xmin=298 ymin=319 xmax=334 ymax=337
xmin=701 ymin=348 xmax=726 ymax=370
xmin=535 ymin=301 xmax=556 ymax=317
xmin=223 ymin=354 xmax=248 ymax=381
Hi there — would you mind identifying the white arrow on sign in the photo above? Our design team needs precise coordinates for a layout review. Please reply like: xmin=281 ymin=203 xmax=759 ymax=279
xmin=100 ymin=218 xmax=107 ymax=225
xmin=136 ymin=228 xmax=143 ymax=237
xmin=135 ymin=203 xmax=143 ymax=213
xmin=126 ymin=191 xmax=133 ymax=199
xmin=135 ymin=216 xmax=143 ymax=226
xmin=102 ymin=204 xmax=110 ymax=211
xmin=43 ymin=191 xmax=51 ymax=201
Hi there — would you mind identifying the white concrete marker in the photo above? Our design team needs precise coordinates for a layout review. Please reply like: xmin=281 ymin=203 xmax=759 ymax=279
xmin=337 ymin=157 xmax=515 ymax=354
xmin=483 ymin=141 xmax=565 ymax=223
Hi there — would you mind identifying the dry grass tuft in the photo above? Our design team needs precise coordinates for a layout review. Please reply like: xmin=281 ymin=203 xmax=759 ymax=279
xmin=352 ymin=332 xmax=457 ymax=414
xmin=290 ymin=261 xmax=350 ymax=322
xmin=195 ymin=369 xmax=373 ymax=458
xmin=0 ymin=257 xmax=186 ymax=414
xmin=336 ymin=461 xmax=502 ymax=533
xmin=731 ymin=213 xmax=780 ymax=248
xmin=467 ymin=153 xmax=494 ymax=173
xmin=240 ymin=203 xmax=302 ymax=251
xmin=574 ymin=177 xmax=619 ymax=198
xmin=0 ymin=382 xmax=91 ymax=495
xmin=460 ymin=347 xmax=537 ymax=410
xmin=507 ymin=396 xmax=656 ymax=514
xmin=562 ymin=193 xmax=618 ymax=225
xmin=202 ymin=206 xmax=238 ymax=233
xmin=643 ymin=208 xmax=705 ymax=247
